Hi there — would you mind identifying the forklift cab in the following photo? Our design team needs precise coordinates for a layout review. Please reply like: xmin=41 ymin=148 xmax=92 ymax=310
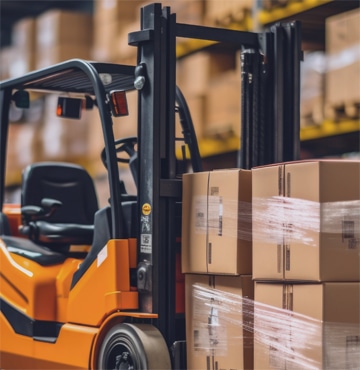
xmin=0 ymin=57 xmax=199 ymax=369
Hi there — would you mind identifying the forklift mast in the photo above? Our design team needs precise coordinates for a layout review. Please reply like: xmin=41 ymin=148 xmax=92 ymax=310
xmin=128 ymin=1 xmax=302 ymax=360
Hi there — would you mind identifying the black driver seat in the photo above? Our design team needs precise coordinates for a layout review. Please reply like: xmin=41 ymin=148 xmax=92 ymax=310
xmin=20 ymin=162 xmax=98 ymax=249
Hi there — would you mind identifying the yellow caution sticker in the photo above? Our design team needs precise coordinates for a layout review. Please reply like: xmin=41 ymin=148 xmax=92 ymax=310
xmin=142 ymin=203 xmax=151 ymax=215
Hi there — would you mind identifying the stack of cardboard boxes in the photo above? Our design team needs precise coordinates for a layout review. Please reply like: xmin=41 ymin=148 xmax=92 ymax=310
xmin=177 ymin=49 xmax=241 ymax=142
xmin=300 ymin=51 xmax=326 ymax=127
xmin=205 ymin=0 xmax=253 ymax=27
xmin=35 ymin=9 xmax=92 ymax=70
xmin=9 ymin=17 xmax=37 ymax=78
xmin=325 ymin=8 xmax=360 ymax=120
xmin=252 ymin=160 xmax=360 ymax=369
xmin=182 ymin=160 xmax=360 ymax=369
xmin=92 ymin=0 xmax=145 ymax=64
xmin=182 ymin=169 xmax=254 ymax=369
xmin=5 ymin=9 xmax=93 ymax=76
xmin=92 ymin=0 xmax=207 ymax=65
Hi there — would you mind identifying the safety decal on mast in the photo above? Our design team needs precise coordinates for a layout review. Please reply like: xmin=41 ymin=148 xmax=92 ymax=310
xmin=140 ymin=203 xmax=152 ymax=254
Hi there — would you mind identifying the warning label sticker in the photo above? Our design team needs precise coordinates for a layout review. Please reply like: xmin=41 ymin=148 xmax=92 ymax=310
xmin=140 ymin=234 xmax=152 ymax=254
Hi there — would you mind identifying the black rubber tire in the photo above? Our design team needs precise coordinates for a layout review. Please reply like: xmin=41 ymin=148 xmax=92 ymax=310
xmin=97 ymin=323 xmax=171 ymax=370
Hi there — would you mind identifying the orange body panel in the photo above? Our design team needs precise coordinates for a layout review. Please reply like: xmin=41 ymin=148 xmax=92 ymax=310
xmin=0 ymin=312 xmax=97 ymax=369
xmin=3 ymin=203 xmax=22 ymax=237
xmin=33 ymin=324 xmax=97 ymax=369
xmin=0 ymin=236 xmax=145 ymax=368
xmin=0 ymin=240 xmax=66 ymax=321
xmin=0 ymin=312 xmax=34 ymax=369
xmin=56 ymin=258 xmax=84 ymax=322
xmin=128 ymin=237 xmax=137 ymax=268
xmin=68 ymin=239 xmax=139 ymax=326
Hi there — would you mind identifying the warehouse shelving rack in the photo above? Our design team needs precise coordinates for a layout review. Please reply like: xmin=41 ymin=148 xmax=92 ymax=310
xmin=175 ymin=0 xmax=360 ymax=159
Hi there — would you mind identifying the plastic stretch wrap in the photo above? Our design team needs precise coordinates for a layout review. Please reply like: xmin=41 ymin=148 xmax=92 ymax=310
xmin=301 ymin=51 xmax=326 ymax=101
xmin=191 ymin=282 xmax=360 ymax=370
xmin=252 ymin=197 xmax=360 ymax=248
xmin=194 ymin=197 xmax=252 ymax=240
xmin=192 ymin=282 xmax=253 ymax=356
xmin=326 ymin=44 xmax=360 ymax=72
xmin=193 ymin=196 xmax=360 ymax=249
xmin=254 ymin=301 xmax=359 ymax=370
xmin=325 ymin=43 xmax=360 ymax=108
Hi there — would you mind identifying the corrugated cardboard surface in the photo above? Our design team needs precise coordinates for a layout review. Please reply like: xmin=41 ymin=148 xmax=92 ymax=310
xmin=36 ymin=45 xmax=91 ymax=70
xmin=254 ymin=281 xmax=360 ymax=370
xmin=12 ymin=17 xmax=36 ymax=52
xmin=252 ymin=160 xmax=360 ymax=281
xmin=205 ymin=70 xmax=241 ymax=139
xmin=36 ymin=10 xmax=92 ymax=49
xmin=326 ymin=8 xmax=360 ymax=54
xmin=325 ymin=8 xmax=360 ymax=107
xmin=182 ymin=169 xmax=252 ymax=275
xmin=182 ymin=172 xmax=209 ymax=274
xmin=186 ymin=274 xmax=254 ymax=370
xmin=252 ymin=164 xmax=284 ymax=280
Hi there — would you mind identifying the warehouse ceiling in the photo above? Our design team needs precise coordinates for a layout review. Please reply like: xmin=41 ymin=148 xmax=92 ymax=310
xmin=0 ymin=0 xmax=93 ymax=48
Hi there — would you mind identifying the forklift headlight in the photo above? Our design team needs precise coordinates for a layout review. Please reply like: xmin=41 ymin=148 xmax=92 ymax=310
xmin=12 ymin=90 xmax=30 ymax=109
xmin=56 ymin=96 xmax=83 ymax=119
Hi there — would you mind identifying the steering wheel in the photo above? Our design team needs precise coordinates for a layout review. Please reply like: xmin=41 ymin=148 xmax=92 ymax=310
xmin=101 ymin=136 xmax=138 ymax=169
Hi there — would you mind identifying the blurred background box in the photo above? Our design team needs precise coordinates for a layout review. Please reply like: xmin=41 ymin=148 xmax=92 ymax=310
xmin=36 ymin=44 xmax=91 ymax=70
xmin=325 ymin=8 xmax=360 ymax=119
xmin=36 ymin=9 xmax=92 ymax=49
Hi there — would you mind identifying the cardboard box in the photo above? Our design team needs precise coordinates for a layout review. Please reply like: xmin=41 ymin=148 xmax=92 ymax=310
xmin=252 ymin=160 xmax=360 ymax=281
xmin=300 ymin=51 xmax=325 ymax=126
xmin=92 ymin=19 xmax=120 ymax=62
xmin=12 ymin=17 xmax=36 ymax=53
xmin=6 ymin=125 xmax=32 ymax=186
xmin=254 ymin=281 xmax=360 ymax=370
xmin=36 ymin=10 xmax=92 ymax=49
xmin=325 ymin=8 xmax=360 ymax=109
xmin=92 ymin=17 xmax=139 ymax=63
xmin=175 ymin=93 xmax=206 ymax=140
xmin=205 ymin=0 xmax=253 ymax=26
xmin=9 ymin=49 xmax=36 ymax=77
xmin=162 ymin=0 xmax=205 ymax=25
xmin=325 ymin=53 xmax=360 ymax=108
xmin=36 ymin=45 xmax=91 ymax=70
xmin=113 ymin=21 xmax=140 ymax=63
xmin=186 ymin=274 xmax=254 ymax=370
xmin=326 ymin=8 xmax=360 ymax=54
xmin=177 ymin=50 xmax=238 ymax=96
xmin=0 ymin=47 xmax=14 ymax=80
xmin=205 ymin=70 xmax=241 ymax=139
xmin=94 ymin=0 xmax=144 ymax=24
xmin=182 ymin=169 xmax=252 ymax=275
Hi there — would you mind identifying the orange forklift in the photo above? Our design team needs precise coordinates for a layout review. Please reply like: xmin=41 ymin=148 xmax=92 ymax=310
xmin=0 ymin=3 xmax=302 ymax=369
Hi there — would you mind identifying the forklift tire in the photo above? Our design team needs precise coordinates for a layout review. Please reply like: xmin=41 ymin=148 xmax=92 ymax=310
xmin=97 ymin=323 xmax=172 ymax=370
